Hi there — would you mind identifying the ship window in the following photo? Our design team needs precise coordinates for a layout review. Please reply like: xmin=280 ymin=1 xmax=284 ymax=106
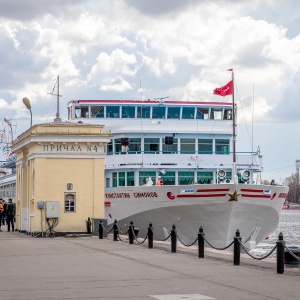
xmin=178 ymin=172 xmax=194 ymax=185
xmin=114 ymin=139 xmax=122 ymax=154
xmin=161 ymin=171 xmax=175 ymax=185
xmin=137 ymin=106 xmax=151 ymax=118
xmin=91 ymin=106 xmax=104 ymax=118
xmin=198 ymin=139 xmax=213 ymax=154
xmin=122 ymin=106 xmax=135 ymax=118
xmin=196 ymin=108 xmax=209 ymax=119
xmin=119 ymin=172 xmax=125 ymax=186
xmin=106 ymin=140 xmax=113 ymax=155
xmin=152 ymin=106 xmax=166 ymax=119
xmin=162 ymin=138 xmax=178 ymax=153
xmin=112 ymin=173 xmax=118 ymax=187
xmin=182 ymin=107 xmax=195 ymax=119
xmin=215 ymin=139 xmax=230 ymax=154
xmin=139 ymin=171 xmax=156 ymax=186
xmin=210 ymin=108 xmax=222 ymax=120
xmin=75 ymin=105 xmax=89 ymax=118
xmin=197 ymin=171 xmax=213 ymax=184
xmin=144 ymin=138 xmax=160 ymax=154
xmin=224 ymin=109 xmax=232 ymax=120
xmin=180 ymin=138 xmax=195 ymax=154
xmin=167 ymin=107 xmax=180 ymax=119
xmin=64 ymin=193 xmax=76 ymax=212
xmin=128 ymin=138 xmax=141 ymax=154
xmin=127 ymin=172 xmax=134 ymax=186
xmin=106 ymin=106 xmax=120 ymax=118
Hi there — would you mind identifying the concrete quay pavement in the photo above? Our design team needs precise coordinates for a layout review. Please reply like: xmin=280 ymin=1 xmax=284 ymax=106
xmin=0 ymin=229 xmax=299 ymax=300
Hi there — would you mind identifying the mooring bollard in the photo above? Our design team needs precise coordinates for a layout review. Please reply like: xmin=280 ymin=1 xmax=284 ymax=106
xmin=198 ymin=226 xmax=205 ymax=258
xmin=86 ymin=217 xmax=91 ymax=234
xmin=233 ymin=229 xmax=241 ymax=265
xmin=129 ymin=220 xmax=134 ymax=244
xmin=99 ymin=220 xmax=104 ymax=239
xmin=277 ymin=232 xmax=285 ymax=274
xmin=148 ymin=222 xmax=153 ymax=249
xmin=113 ymin=219 xmax=118 ymax=241
xmin=171 ymin=224 xmax=177 ymax=253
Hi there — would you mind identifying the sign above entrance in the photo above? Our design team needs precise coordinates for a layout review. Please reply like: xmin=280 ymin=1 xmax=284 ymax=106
xmin=42 ymin=144 xmax=100 ymax=153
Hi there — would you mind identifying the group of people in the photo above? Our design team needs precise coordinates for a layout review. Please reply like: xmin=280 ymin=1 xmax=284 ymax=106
xmin=0 ymin=198 xmax=16 ymax=232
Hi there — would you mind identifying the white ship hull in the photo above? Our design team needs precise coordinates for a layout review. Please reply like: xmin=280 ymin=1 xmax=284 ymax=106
xmin=105 ymin=183 xmax=288 ymax=249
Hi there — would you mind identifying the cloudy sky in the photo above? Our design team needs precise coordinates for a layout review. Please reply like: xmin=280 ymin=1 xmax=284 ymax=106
xmin=0 ymin=0 xmax=300 ymax=182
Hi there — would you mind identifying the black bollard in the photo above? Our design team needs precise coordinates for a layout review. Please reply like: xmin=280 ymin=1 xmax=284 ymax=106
xmin=233 ymin=229 xmax=241 ymax=266
xmin=113 ymin=219 xmax=118 ymax=241
xmin=198 ymin=226 xmax=205 ymax=258
xmin=86 ymin=217 xmax=91 ymax=234
xmin=277 ymin=232 xmax=285 ymax=274
xmin=171 ymin=224 xmax=177 ymax=253
xmin=129 ymin=220 xmax=134 ymax=244
xmin=99 ymin=220 xmax=104 ymax=239
xmin=148 ymin=222 xmax=153 ymax=249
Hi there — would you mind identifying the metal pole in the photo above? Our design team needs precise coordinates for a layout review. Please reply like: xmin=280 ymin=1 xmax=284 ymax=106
xmin=198 ymin=226 xmax=205 ymax=258
xmin=233 ymin=229 xmax=241 ymax=266
xmin=171 ymin=224 xmax=177 ymax=253
xmin=148 ymin=222 xmax=153 ymax=249
xmin=99 ymin=220 xmax=104 ymax=239
xmin=277 ymin=232 xmax=285 ymax=274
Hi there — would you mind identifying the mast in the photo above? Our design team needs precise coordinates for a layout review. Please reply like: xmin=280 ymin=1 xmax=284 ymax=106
xmin=230 ymin=69 xmax=237 ymax=183
xmin=231 ymin=70 xmax=236 ymax=163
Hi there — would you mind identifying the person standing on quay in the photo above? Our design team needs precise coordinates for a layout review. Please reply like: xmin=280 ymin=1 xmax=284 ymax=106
xmin=0 ymin=199 xmax=4 ymax=231
xmin=6 ymin=198 xmax=15 ymax=232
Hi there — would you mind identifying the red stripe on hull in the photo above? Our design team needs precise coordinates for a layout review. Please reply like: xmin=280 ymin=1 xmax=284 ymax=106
xmin=240 ymin=189 xmax=264 ymax=193
xmin=177 ymin=193 xmax=227 ymax=198
xmin=241 ymin=194 xmax=271 ymax=199
xmin=196 ymin=188 xmax=230 ymax=192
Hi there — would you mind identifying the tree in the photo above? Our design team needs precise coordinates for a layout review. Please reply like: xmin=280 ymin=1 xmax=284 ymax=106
xmin=284 ymin=173 xmax=300 ymax=203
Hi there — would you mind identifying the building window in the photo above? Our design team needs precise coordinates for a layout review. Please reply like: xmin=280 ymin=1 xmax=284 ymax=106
xmin=64 ymin=193 xmax=76 ymax=212
xmin=198 ymin=139 xmax=213 ymax=154
xmin=180 ymin=138 xmax=195 ymax=154
xmin=215 ymin=139 xmax=230 ymax=154
xmin=106 ymin=140 xmax=113 ymax=155
xmin=210 ymin=108 xmax=222 ymax=120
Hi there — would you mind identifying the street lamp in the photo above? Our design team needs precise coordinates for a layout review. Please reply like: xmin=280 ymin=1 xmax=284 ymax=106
xmin=22 ymin=97 xmax=32 ymax=127
xmin=3 ymin=117 xmax=13 ymax=144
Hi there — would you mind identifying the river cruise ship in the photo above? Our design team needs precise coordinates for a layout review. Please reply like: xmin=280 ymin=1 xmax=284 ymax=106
xmin=67 ymin=99 xmax=288 ymax=249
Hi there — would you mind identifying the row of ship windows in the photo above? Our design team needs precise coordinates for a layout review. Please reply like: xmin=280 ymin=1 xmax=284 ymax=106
xmin=109 ymin=171 xmax=247 ymax=187
xmin=107 ymin=138 xmax=230 ymax=155
xmin=71 ymin=105 xmax=232 ymax=120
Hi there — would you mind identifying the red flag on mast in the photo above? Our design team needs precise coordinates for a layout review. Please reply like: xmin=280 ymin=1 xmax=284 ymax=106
xmin=213 ymin=80 xmax=233 ymax=97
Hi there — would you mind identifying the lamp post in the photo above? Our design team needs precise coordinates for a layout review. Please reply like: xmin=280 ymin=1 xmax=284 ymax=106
xmin=22 ymin=97 xmax=32 ymax=127
xmin=3 ymin=117 xmax=13 ymax=145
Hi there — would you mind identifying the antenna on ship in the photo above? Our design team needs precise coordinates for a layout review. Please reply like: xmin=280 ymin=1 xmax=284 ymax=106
xmin=48 ymin=75 xmax=62 ymax=122
xmin=154 ymin=96 xmax=169 ymax=103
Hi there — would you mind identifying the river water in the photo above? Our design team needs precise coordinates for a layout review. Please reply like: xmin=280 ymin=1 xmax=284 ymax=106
xmin=250 ymin=210 xmax=300 ymax=258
